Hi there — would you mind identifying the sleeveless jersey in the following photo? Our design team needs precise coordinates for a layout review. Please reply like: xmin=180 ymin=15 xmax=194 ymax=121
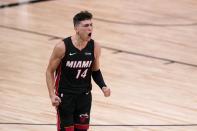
xmin=55 ymin=37 xmax=95 ymax=94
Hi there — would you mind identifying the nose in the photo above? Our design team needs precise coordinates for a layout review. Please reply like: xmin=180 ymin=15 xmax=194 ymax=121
xmin=88 ymin=24 xmax=93 ymax=30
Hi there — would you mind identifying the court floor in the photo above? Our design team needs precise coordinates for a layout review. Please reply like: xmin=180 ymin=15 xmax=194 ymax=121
xmin=0 ymin=0 xmax=197 ymax=131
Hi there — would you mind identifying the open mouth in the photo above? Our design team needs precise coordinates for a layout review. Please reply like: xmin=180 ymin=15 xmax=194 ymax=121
xmin=88 ymin=33 xmax=92 ymax=37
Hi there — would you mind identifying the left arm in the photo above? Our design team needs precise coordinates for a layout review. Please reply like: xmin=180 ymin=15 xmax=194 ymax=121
xmin=92 ymin=42 xmax=111 ymax=97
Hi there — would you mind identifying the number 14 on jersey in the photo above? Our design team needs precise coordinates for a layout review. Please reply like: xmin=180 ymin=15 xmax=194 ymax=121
xmin=76 ymin=69 xmax=88 ymax=79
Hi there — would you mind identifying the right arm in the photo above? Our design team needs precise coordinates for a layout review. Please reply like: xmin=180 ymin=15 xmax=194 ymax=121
xmin=46 ymin=41 xmax=65 ymax=106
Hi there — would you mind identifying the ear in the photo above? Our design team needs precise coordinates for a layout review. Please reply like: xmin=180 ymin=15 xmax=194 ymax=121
xmin=74 ymin=26 xmax=79 ymax=34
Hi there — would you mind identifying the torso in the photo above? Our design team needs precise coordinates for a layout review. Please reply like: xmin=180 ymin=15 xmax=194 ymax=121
xmin=55 ymin=36 xmax=95 ymax=94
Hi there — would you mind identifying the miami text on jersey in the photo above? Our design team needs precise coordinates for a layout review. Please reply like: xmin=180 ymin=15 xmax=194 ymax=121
xmin=66 ymin=61 xmax=92 ymax=68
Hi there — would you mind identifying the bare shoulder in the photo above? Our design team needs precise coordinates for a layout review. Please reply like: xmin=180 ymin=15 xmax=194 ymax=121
xmin=53 ymin=40 xmax=66 ymax=59
xmin=94 ymin=41 xmax=101 ymax=58
xmin=94 ymin=41 xmax=101 ymax=49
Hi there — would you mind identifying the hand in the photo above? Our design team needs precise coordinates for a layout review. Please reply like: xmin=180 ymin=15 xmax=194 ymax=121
xmin=50 ymin=95 xmax=61 ymax=107
xmin=102 ymin=87 xmax=111 ymax=97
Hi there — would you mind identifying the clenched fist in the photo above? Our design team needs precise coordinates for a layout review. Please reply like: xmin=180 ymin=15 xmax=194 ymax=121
xmin=102 ymin=87 xmax=111 ymax=97
xmin=50 ymin=95 xmax=61 ymax=107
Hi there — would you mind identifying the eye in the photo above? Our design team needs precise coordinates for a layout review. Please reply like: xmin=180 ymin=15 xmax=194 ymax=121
xmin=83 ymin=23 xmax=93 ymax=27
xmin=84 ymin=24 xmax=89 ymax=27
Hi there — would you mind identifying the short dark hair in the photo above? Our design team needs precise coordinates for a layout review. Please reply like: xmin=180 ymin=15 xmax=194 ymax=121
xmin=73 ymin=11 xmax=93 ymax=27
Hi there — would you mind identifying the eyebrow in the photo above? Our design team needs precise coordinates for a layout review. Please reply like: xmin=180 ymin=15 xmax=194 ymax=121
xmin=81 ymin=23 xmax=93 ymax=27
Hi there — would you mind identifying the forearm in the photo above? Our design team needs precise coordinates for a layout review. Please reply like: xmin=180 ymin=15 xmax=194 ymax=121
xmin=92 ymin=69 xmax=106 ymax=89
xmin=46 ymin=70 xmax=56 ymax=98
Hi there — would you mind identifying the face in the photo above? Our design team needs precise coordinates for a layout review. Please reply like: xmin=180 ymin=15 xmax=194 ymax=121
xmin=75 ymin=19 xmax=93 ymax=41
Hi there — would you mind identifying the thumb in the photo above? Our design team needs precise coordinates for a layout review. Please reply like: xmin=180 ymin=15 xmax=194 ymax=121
xmin=55 ymin=96 xmax=61 ymax=103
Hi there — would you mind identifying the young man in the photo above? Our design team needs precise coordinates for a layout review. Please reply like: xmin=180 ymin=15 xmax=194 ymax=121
xmin=46 ymin=11 xmax=111 ymax=131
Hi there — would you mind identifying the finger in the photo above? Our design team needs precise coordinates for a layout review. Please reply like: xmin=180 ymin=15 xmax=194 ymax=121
xmin=106 ymin=90 xmax=111 ymax=97
xmin=52 ymin=103 xmax=56 ymax=106
xmin=55 ymin=96 xmax=61 ymax=103
xmin=52 ymin=101 xmax=60 ymax=106
xmin=57 ymin=97 xmax=61 ymax=103
xmin=104 ymin=92 xmax=110 ymax=97
xmin=108 ymin=89 xmax=111 ymax=95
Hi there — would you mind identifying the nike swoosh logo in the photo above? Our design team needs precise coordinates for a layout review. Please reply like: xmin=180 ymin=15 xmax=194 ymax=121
xmin=69 ymin=52 xmax=76 ymax=56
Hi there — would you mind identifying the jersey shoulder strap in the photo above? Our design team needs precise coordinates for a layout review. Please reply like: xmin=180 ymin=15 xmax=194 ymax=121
xmin=62 ymin=36 xmax=72 ymax=56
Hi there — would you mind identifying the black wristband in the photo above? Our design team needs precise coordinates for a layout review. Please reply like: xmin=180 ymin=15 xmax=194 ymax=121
xmin=92 ymin=69 xmax=106 ymax=89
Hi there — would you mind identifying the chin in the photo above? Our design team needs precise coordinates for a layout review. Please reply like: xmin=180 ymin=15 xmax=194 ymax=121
xmin=83 ymin=37 xmax=90 ymax=41
xmin=87 ymin=37 xmax=91 ymax=41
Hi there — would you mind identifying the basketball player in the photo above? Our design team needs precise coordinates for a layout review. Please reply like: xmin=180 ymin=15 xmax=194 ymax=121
xmin=46 ymin=11 xmax=111 ymax=131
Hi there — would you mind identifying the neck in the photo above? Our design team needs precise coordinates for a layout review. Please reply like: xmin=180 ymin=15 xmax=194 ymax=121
xmin=73 ymin=34 xmax=88 ymax=49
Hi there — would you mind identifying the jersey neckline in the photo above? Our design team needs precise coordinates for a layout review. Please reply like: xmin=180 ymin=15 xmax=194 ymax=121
xmin=69 ymin=36 xmax=91 ymax=52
